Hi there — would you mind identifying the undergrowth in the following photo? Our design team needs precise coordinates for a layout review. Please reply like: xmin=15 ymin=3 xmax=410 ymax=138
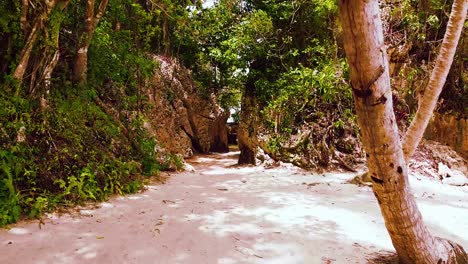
xmin=0 ymin=87 xmax=181 ymax=226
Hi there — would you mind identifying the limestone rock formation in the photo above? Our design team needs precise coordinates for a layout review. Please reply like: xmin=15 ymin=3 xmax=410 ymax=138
xmin=424 ymin=112 xmax=467 ymax=159
xmin=143 ymin=55 xmax=228 ymax=157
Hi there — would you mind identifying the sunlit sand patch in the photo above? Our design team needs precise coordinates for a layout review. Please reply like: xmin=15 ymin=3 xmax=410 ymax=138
xmin=200 ymin=222 xmax=263 ymax=236
xmin=80 ymin=210 xmax=95 ymax=216
xmin=146 ymin=185 xmax=159 ymax=191
xmin=410 ymin=175 xmax=468 ymax=198
xmin=83 ymin=251 xmax=97 ymax=259
xmin=174 ymin=252 xmax=190 ymax=262
xmin=196 ymin=157 xmax=222 ymax=163
xmin=78 ymin=232 xmax=97 ymax=238
xmin=184 ymin=213 xmax=201 ymax=221
xmin=207 ymin=197 xmax=228 ymax=203
xmin=185 ymin=185 xmax=204 ymax=189
xmin=418 ymin=202 xmax=468 ymax=242
xmin=100 ymin=202 xmax=114 ymax=208
xmin=218 ymin=257 xmax=238 ymax=264
xmin=213 ymin=177 xmax=300 ymax=193
xmin=8 ymin=228 xmax=29 ymax=235
xmin=75 ymin=245 xmax=95 ymax=255
xmin=203 ymin=166 xmax=264 ymax=176
xmin=51 ymin=253 xmax=73 ymax=263
xmin=131 ymin=248 xmax=149 ymax=257
xmin=253 ymin=242 xmax=306 ymax=264
xmin=128 ymin=196 xmax=144 ymax=200
xmin=189 ymin=191 xmax=393 ymax=250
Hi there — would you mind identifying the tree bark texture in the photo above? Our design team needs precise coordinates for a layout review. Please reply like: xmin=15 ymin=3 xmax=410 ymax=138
xmin=20 ymin=0 xmax=28 ymax=36
xmin=13 ymin=0 xmax=62 ymax=86
xmin=402 ymin=0 xmax=467 ymax=162
xmin=338 ymin=0 xmax=467 ymax=263
xmin=74 ymin=0 xmax=109 ymax=84
xmin=238 ymin=86 xmax=258 ymax=165
xmin=209 ymin=111 xmax=229 ymax=153
xmin=13 ymin=22 xmax=39 ymax=85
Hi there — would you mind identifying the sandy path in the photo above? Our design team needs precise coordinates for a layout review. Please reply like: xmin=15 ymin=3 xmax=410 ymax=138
xmin=1 ymin=150 xmax=467 ymax=264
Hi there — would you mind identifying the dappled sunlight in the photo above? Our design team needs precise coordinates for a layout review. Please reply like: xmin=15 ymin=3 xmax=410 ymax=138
xmin=411 ymin=175 xmax=468 ymax=198
xmin=202 ymin=166 xmax=264 ymax=176
xmin=419 ymin=202 xmax=468 ymax=243
xmin=207 ymin=197 xmax=229 ymax=203
xmin=1 ymin=151 xmax=466 ymax=263
xmin=75 ymin=245 xmax=98 ymax=259
xmin=254 ymin=243 xmax=307 ymax=264
xmin=8 ymin=228 xmax=29 ymax=235
xmin=185 ymin=192 xmax=393 ymax=252
xmin=100 ymin=202 xmax=114 ymax=208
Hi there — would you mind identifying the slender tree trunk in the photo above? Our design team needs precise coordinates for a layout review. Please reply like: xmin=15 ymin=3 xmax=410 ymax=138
xmin=238 ymin=80 xmax=258 ymax=165
xmin=402 ymin=0 xmax=467 ymax=162
xmin=74 ymin=0 xmax=95 ymax=84
xmin=162 ymin=15 xmax=170 ymax=56
xmin=20 ymin=0 xmax=28 ymax=36
xmin=44 ymin=50 xmax=60 ymax=89
xmin=13 ymin=22 xmax=39 ymax=85
xmin=13 ymin=0 xmax=60 ymax=86
xmin=27 ymin=0 xmax=69 ymax=97
xmin=73 ymin=0 xmax=109 ymax=84
xmin=338 ymin=1 xmax=467 ymax=263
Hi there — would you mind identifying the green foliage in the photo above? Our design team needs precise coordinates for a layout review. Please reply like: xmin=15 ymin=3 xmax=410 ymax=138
xmin=0 ymin=0 xmax=201 ymax=225
xmin=55 ymin=168 xmax=101 ymax=201
xmin=139 ymin=136 xmax=159 ymax=175
xmin=266 ymin=136 xmax=281 ymax=155
xmin=88 ymin=20 xmax=157 ymax=89
xmin=45 ymin=7 xmax=66 ymax=48
xmin=0 ymin=1 xmax=22 ymax=76
xmin=27 ymin=197 xmax=48 ymax=219
xmin=0 ymin=151 xmax=22 ymax=226
xmin=262 ymin=60 xmax=352 ymax=133
xmin=384 ymin=0 xmax=465 ymax=115
xmin=163 ymin=153 xmax=184 ymax=171
xmin=389 ymin=0 xmax=452 ymax=53
xmin=0 ymin=85 xmax=172 ymax=226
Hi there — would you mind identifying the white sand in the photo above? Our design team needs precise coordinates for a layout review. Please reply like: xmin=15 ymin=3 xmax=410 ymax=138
xmin=1 ymin=151 xmax=467 ymax=264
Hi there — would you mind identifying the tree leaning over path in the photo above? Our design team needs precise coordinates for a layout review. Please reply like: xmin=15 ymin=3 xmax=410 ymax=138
xmin=402 ymin=0 xmax=468 ymax=162
xmin=338 ymin=0 xmax=467 ymax=263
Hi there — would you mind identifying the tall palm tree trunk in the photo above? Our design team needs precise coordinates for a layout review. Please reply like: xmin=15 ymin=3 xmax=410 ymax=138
xmin=338 ymin=0 xmax=467 ymax=263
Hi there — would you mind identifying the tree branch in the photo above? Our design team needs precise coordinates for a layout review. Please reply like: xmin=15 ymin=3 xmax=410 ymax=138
xmin=94 ymin=0 xmax=109 ymax=28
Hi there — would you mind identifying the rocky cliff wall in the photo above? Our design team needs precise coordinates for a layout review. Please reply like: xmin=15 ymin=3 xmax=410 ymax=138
xmin=143 ymin=55 xmax=228 ymax=157
xmin=424 ymin=113 xmax=467 ymax=159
